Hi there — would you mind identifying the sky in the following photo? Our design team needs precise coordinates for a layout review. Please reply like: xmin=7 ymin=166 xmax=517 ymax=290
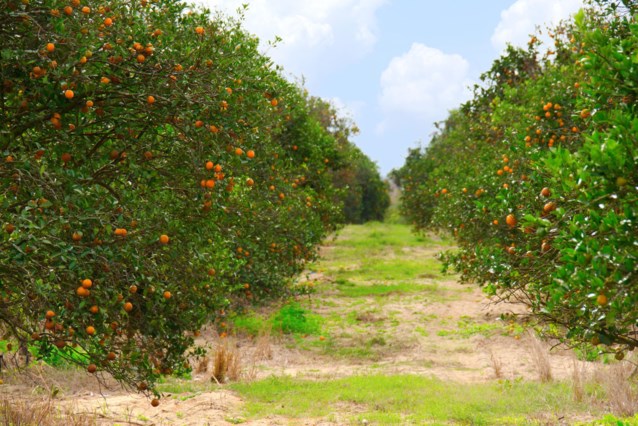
xmin=196 ymin=0 xmax=585 ymax=176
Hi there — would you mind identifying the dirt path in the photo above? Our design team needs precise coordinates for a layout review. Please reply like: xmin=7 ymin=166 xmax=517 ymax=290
xmin=1 ymin=222 xmax=591 ymax=425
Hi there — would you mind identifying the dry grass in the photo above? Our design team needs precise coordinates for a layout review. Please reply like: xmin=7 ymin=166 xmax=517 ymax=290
xmin=253 ymin=328 xmax=273 ymax=361
xmin=210 ymin=339 xmax=242 ymax=383
xmin=0 ymin=396 xmax=97 ymax=426
xmin=571 ymin=359 xmax=588 ymax=403
xmin=528 ymin=333 xmax=552 ymax=383
xmin=489 ymin=349 xmax=504 ymax=379
xmin=597 ymin=360 xmax=638 ymax=416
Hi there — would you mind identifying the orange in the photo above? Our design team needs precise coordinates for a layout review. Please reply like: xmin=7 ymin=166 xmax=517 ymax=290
xmin=159 ymin=234 xmax=169 ymax=244
xmin=45 ymin=310 xmax=55 ymax=319
xmin=86 ymin=325 xmax=96 ymax=335
xmin=205 ymin=161 xmax=214 ymax=170
xmin=234 ymin=148 xmax=243 ymax=156
xmin=195 ymin=120 xmax=204 ymax=128
xmin=246 ymin=178 xmax=254 ymax=187
xmin=123 ymin=302 xmax=133 ymax=312
xmin=151 ymin=399 xmax=160 ymax=407
xmin=104 ymin=17 xmax=113 ymax=26
xmin=540 ymin=187 xmax=551 ymax=197
xmin=61 ymin=153 xmax=72 ymax=163
xmin=85 ymin=100 xmax=94 ymax=108
xmin=87 ymin=364 xmax=97 ymax=373
xmin=77 ymin=286 xmax=90 ymax=297
xmin=543 ymin=201 xmax=557 ymax=213
xmin=597 ymin=294 xmax=608 ymax=306
xmin=505 ymin=214 xmax=517 ymax=228
xmin=195 ymin=26 xmax=204 ymax=35
xmin=81 ymin=278 xmax=93 ymax=289
xmin=246 ymin=150 xmax=255 ymax=159
xmin=147 ymin=95 xmax=155 ymax=104
xmin=81 ymin=6 xmax=90 ymax=13
xmin=271 ymin=98 xmax=278 ymax=107
xmin=163 ymin=291 xmax=171 ymax=300
xmin=89 ymin=305 xmax=99 ymax=314
xmin=46 ymin=43 xmax=55 ymax=52
xmin=64 ymin=89 xmax=74 ymax=99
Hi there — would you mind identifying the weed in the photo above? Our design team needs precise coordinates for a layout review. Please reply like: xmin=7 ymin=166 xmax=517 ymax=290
xmin=271 ymin=302 xmax=322 ymax=335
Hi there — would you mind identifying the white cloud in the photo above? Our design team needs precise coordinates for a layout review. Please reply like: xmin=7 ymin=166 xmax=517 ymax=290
xmin=378 ymin=43 xmax=472 ymax=127
xmin=491 ymin=0 xmax=585 ymax=52
xmin=196 ymin=0 xmax=387 ymax=78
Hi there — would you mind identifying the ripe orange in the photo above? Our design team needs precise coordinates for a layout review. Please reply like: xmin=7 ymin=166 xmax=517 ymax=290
xmin=64 ymin=89 xmax=74 ymax=99
xmin=87 ymin=364 xmax=97 ymax=373
xmin=147 ymin=95 xmax=155 ymax=104
xmin=540 ymin=187 xmax=551 ymax=197
xmin=159 ymin=234 xmax=169 ymax=244
xmin=46 ymin=43 xmax=55 ymax=52
xmin=205 ymin=161 xmax=214 ymax=170
xmin=85 ymin=100 xmax=94 ymax=108
xmin=82 ymin=6 xmax=90 ymax=13
xmin=89 ymin=305 xmax=99 ymax=314
xmin=81 ymin=278 xmax=92 ymax=289
xmin=597 ymin=294 xmax=608 ymax=306
xmin=195 ymin=120 xmax=204 ymax=128
xmin=205 ymin=179 xmax=215 ymax=189
xmin=234 ymin=147 xmax=243 ymax=156
xmin=61 ymin=153 xmax=72 ymax=163
xmin=506 ymin=214 xmax=517 ymax=228
xmin=104 ymin=17 xmax=113 ymax=26
xmin=45 ymin=310 xmax=55 ymax=319
xmin=271 ymin=98 xmax=278 ymax=107
xmin=195 ymin=26 xmax=204 ymax=35
xmin=163 ymin=291 xmax=171 ymax=300
xmin=86 ymin=325 xmax=96 ymax=335
xmin=543 ymin=201 xmax=557 ymax=213
xmin=151 ymin=399 xmax=160 ymax=407
xmin=106 ymin=352 xmax=117 ymax=361
xmin=123 ymin=302 xmax=133 ymax=312
xmin=77 ymin=286 xmax=90 ymax=297
xmin=246 ymin=178 xmax=254 ymax=187
xmin=246 ymin=150 xmax=255 ymax=159
xmin=207 ymin=268 xmax=216 ymax=276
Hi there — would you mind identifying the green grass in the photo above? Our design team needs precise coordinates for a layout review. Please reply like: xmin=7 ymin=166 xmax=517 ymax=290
xmin=334 ymin=279 xmax=439 ymax=298
xmin=230 ymin=374 xmax=592 ymax=425
xmin=332 ymin=258 xmax=443 ymax=282
xmin=231 ymin=302 xmax=323 ymax=337
xmin=436 ymin=317 xmax=504 ymax=339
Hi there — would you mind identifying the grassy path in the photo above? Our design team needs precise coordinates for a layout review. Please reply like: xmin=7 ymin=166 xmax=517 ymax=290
xmin=223 ymin=222 xmax=611 ymax=425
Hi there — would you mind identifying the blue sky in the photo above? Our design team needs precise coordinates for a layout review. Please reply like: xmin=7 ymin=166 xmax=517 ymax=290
xmin=198 ymin=0 xmax=584 ymax=176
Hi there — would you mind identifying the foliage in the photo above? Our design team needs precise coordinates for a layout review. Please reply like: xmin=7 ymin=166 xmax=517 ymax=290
xmin=395 ymin=0 xmax=638 ymax=353
xmin=306 ymin=96 xmax=390 ymax=224
xmin=0 ymin=0 xmax=367 ymax=397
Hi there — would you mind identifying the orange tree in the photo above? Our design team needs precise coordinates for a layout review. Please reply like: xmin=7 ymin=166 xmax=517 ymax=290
xmin=0 ymin=0 xmax=349 ymax=398
xmin=306 ymin=96 xmax=390 ymax=223
xmin=395 ymin=0 xmax=638 ymax=356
